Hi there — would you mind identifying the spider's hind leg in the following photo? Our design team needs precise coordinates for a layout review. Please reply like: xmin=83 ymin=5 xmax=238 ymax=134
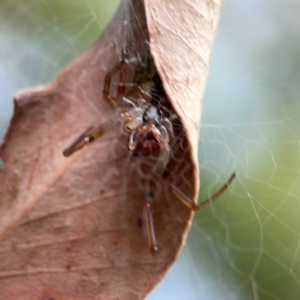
xmin=143 ymin=189 xmax=159 ymax=255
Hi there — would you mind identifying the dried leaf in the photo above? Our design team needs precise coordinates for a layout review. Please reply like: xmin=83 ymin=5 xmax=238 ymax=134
xmin=145 ymin=0 xmax=223 ymax=164
xmin=0 ymin=0 xmax=222 ymax=299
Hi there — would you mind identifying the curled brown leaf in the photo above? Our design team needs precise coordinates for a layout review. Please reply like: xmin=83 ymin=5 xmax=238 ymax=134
xmin=0 ymin=0 xmax=223 ymax=299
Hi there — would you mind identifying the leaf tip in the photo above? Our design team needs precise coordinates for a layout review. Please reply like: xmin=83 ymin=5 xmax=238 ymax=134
xmin=13 ymin=85 xmax=49 ymax=107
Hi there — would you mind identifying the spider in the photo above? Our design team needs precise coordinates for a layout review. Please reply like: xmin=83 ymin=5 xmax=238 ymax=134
xmin=63 ymin=50 xmax=236 ymax=255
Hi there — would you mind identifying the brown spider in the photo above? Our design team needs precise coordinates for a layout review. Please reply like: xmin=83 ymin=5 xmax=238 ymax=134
xmin=63 ymin=50 xmax=236 ymax=255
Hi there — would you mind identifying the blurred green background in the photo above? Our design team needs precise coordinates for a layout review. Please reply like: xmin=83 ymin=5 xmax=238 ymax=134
xmin=1 ymin=1 xmax=300 ymax=299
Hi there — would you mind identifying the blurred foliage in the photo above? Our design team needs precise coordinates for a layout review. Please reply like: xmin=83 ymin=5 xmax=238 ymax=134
xmin=0 ymin=0 xmax=119 ymax=84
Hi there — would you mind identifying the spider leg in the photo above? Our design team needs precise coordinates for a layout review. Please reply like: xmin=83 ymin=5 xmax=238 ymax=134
xmin=128 ymin=130 xmax=139 ymax=151
xmin=103 ymin=54 xmax=126 ymax=105
xmin=63 ymin=114 xmax=120 ymax=157
xmin=143 ymin=191 xmax=159 ymax=255
xmin=161 ymin=118 xmax=174 ymax=138
xmin=125 ymin=116 xmax=143 ymax=133
xmin=103 ymin=50 xmax=151 ymax=107
xmin=109 ymin=85 xmax=151 ymax=108
xmin=163 ymin=172 xmax=236 ymax=212
xmin=152 ymin=125 xmax=171 ymax=175
xmin=153 ymin=143 xmax=171 ymax=175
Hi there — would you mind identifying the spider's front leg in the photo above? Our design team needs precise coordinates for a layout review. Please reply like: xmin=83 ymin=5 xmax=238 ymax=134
xmin=63 ymin=106 xmax=145 ymax=157
xmin=63 ymin=114 xmax=120 ymax=157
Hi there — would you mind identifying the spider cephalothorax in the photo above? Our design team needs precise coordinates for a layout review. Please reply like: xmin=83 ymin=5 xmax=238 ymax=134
xmin=132 ymin=101 xmax=163 ymax=158
xmin=121 ymin=99 xmax=172 ymax=174
xmin=63 ymin=50 xmax=235 ymax=255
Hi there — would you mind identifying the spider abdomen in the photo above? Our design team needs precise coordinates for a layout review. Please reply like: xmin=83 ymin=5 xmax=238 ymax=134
xmin=133 ymin=136 xmax=160 ymax=157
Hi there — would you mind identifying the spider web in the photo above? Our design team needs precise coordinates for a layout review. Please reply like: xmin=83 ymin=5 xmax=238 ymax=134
xmin=1 ymin=1 xmax=300 ymax=299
